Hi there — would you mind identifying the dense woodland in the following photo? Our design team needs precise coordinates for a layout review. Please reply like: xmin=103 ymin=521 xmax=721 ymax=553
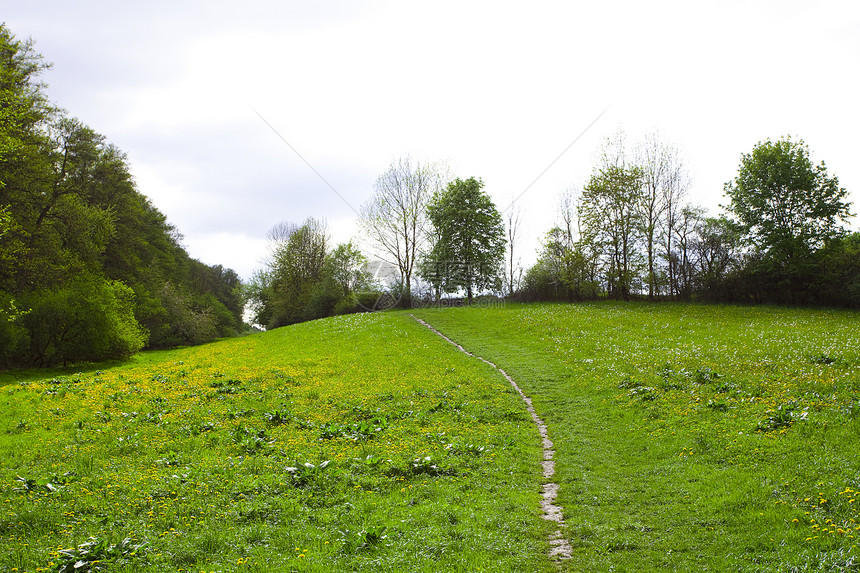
xmin=0 ymin=25 xmax=244 ymax=368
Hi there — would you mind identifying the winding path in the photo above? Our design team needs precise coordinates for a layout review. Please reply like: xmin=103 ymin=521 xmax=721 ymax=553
xmin=410 ymin=315 xmax=573 ymax=563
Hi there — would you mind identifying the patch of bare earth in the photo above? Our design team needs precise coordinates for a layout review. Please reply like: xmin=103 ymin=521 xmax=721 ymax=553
xmin=411 ymin=315 xmax=573 ymax=564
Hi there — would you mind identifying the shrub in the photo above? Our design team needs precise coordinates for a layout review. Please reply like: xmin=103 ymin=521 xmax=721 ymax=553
xmin=19 ymin=275 xmax=147 ymax=366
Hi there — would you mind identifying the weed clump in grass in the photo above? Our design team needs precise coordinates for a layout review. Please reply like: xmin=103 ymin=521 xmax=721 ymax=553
xmin=338 ymin=525 xmax=388 ymax=553
xmin=50 ymin=536 xmax=147 ymax=572
xmin=756 ymin=401 xmax=808 ymax=432
xmin=389 ymin=456 xmax=457 ymax=477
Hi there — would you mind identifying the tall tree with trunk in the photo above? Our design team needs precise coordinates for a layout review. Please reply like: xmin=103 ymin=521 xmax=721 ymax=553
xmin=672 ymin=205 xmax=705 ymax=299
xmin=504 ymin=203 xmax=523 ymax=296
xmin=724 ymin=136 xmax=851 ymax=256
xmin=360 ymin=156 xmax=447 ymax=305
xmin=423 ymin=177 xmax=505 ymax=303
xmin=579 ymin=136 xmax=644 ymax=300
xmin=724 ymin=136 xmax=851 ymax=302
xmin=264 ymin=218 xmax=328 ymax=328
xmin=636 ymin=134 xmax=688 ymax=299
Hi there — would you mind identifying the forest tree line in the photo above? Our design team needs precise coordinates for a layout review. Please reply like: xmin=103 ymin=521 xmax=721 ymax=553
xmin=1 ymin=25 xmax=245 ymax=368
xmin=248 ymin=128 xmax=858 ymax=330
xmin=522 ymin=133 xmax=857 ymax=307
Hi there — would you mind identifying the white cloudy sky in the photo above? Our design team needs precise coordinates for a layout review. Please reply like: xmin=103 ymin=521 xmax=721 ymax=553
xmin=4 ymin=0 xmax=859 ymax=279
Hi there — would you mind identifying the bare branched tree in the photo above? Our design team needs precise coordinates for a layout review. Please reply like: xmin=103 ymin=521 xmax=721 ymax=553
xmin=660 ymin=148 xmax=690 ymax=299
xmin=636 ymin=134 xmax=692 ymax=299
xmin=636 ymin=133 xmax=670 ymax=299
xmin=559 ymin=188 xmax=577 ymax=248
xmin=504 ymin=203 xmax=524 ymax=296
xmin=360 ymin=156 xmax=448 ymax=302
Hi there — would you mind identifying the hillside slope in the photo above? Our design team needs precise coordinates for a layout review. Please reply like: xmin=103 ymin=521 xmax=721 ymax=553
xmin=413 ymin=302 xmax=860 ymax=572
xmin=1 ymin=312 xmax=553 ymax=572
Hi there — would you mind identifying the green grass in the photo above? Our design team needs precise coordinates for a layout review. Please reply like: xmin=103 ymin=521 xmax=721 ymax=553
xmin=0 ymin=312 xmax=553 ymax=572
xmin=411 ymin=302 xmax=860 ymax=572
xmin=4 ymin=301 xmax=860 ymax=572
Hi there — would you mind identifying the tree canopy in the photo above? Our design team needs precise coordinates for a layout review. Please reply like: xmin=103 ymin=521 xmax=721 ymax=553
xmin=724 ymin=136 xmax=851 ymax=257
xmin=520 ymin=133 xmax=857 ymax=308
xmin=247 ymin=218 xmax=373 ymax=329
xmin=422 ymin=177 xmax=505 ymax=302
xmin=0 ymin=23 xmax=245 ymax=367
xmin=723 ymin=136 xmax=852 ymax=303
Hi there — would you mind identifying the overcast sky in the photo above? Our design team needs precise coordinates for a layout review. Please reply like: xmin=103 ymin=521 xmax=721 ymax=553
xmin=4 ymin=1 xmax=859 ymax=279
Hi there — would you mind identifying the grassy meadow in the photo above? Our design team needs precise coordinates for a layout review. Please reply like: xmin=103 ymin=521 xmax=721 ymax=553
xmin=2 ymin=302 xmax=860 ymax=572
xmin=411 ymin=302 xmax=860 ymax=572
xmin=0 ymin=313 xmax=551 ymax=572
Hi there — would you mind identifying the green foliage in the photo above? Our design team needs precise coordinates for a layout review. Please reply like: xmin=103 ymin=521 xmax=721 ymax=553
xmin=0 ymin=24 xmax=53 ymax=184
xmin=18 ymin=274 xmax=146 ymax=366
xmin=337 ymin=525 xmax=387 ymax=553
xmin=725 ymin=136 xmax=851 ymax=256
xmin=521 ymin=227 xmax=601 ymax=301
xmin=0 ymin=23 xmax=244 ymax=367
xmin=325 ymin=241 xmax=371 ymax=297
xmin=723 ymin=137 xmax=852 ymax=304
xmin=51 ymin=536 xmax=147 ymax=572
xmin=580 ymin=163 xmax=645 ymax=300
xmin=817 ymin=232 xmax=860 ymax=308
xmin=249 ymin=222 xmax=374 ymax=329
xmin=422 ymin=177 xmax=505 ymax=301
xmin=755 ymin=402 xmax=808 ymax=433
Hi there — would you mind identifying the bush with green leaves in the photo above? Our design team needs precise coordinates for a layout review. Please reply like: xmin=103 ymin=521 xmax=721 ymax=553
xmin=19 ymin=274 xmax=146 ymax=366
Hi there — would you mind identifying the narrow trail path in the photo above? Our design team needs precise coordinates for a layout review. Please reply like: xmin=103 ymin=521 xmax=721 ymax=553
xmin=410 ymin=315 xmax=573 ymax=564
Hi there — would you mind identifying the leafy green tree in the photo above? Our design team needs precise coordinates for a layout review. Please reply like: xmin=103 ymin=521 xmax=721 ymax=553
xmin=724 ymin=136 xmax=852 ymax=303
xmin=325 ymin=241 xmax=371 ymax=298
xmin=724 ymin=137 xmax=851 ymax=254
xmin=256 ymin=219 xmax=328 ymax=328
xmin=0 ymin=24 xmax=53 ymax=188
xmin=817 ymin=232 xmax=860 ymax=307
xmin=423 ymin=177 xmax=505 ymax=302
xmin=249 ymin=222 xmax=376 ymax=327
xmin=579 ymin=163 xmax=644 ymax=300
xmin=522 ymin=226 xmax=600 ymax=302
xmin=1 ymin=23 xmax=246 ymax=365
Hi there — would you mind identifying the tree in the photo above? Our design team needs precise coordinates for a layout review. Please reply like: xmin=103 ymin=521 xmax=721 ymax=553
xmin=325 ymin=241 xmax=371 ymax=298
xmin=522 ymin=224 xmax=601 ymax=302
xmin=724 ymin=136 xmax=852 ymax=303
xmin=636 ymin=134 xmax=689 ymax=299
xmin=691 ymin=216 xmax=741 ymax=298
xmin=19 ymin=274 xmax=146 ymax=367
xmin=265 ymin=218 xmax=328 ymax=328
xmin=671 ymin=205 xmax=705 ymax=299
xmin=360 ymin=156 xmax=448 ymax=305
xmin=248 ymin=220 xmax=376 ymax=328
xmin=724 ymin=136 xmax=851 ymax=257
xmin=0 ymin=24 xmax=54 ymax=188
xmin=504 ymin=203 xmax=523 ymax=296
xmin=580 ymin=162 xmax=644 ymax=300
xmin=817 ymin=233 xmax=860 ymax=307
xmin=0 ymin=23 xmax=247 ymax=365
xmin=423 ymin=177 xmax=505 ymax=303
